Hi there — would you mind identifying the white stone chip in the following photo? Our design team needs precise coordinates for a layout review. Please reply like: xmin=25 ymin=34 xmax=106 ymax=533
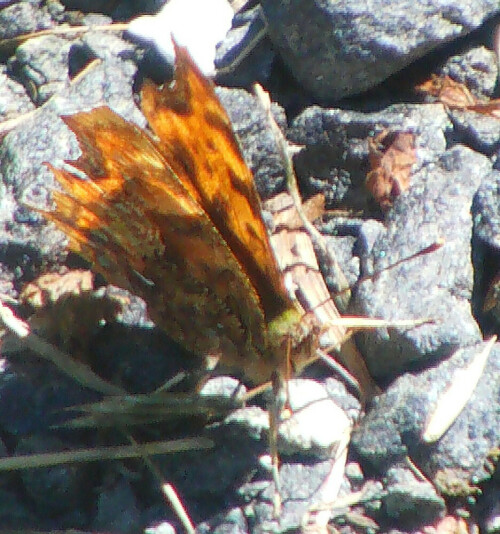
xmin=127 ymin=0 xmax=234 ymax=75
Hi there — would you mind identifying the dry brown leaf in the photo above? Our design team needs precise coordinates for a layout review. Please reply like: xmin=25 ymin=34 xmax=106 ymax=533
xmin=366 ymin=130 xmax=416 ymax=210
xmin=417 ymin=74 xmax=500 ymax=118
xmin=416 ymin=75 xmax=477 ymax=107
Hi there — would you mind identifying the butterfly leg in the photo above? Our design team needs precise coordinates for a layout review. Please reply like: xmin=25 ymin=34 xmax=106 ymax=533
xmin=269 ymin=370 xmax=285 ymax=517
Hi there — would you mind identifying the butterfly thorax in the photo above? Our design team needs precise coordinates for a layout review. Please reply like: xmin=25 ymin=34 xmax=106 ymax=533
xmin=261 ymin=307 xmax=321 ymax=382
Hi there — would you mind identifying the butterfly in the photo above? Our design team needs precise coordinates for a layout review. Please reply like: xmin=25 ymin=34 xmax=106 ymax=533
xmin=39 ymin=42 xmax=323 ymax=386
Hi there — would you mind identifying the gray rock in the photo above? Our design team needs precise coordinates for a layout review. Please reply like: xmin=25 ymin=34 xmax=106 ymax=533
xmin=0 ymin=2 xmax=54 ymax=40
xmin=215 ymin=4 xmax=275 ymax=88
xmin=353 ymin=145 xmax=490 ymax=378
xmin=93 ymin=475 xmax=141 ymax=533
xmin=76 ymin=25 xmax=137 ymax=63
xmin=12 ymin=34 xmax=73 ymax=105
xmin=416 ymin=343 xmax=500 ymax=486
xmin=0 ymin=488 xmax=37 ymax=528
xmin=197 ymin=507 xmax=249 ymax=534
xmin=239 ymin=458 xmax=340 ymax=532
xmin=16 ymin=434 xmax=90 ymax=517
xmin=0 ymin=65 xmax=34 ymax=121
xmin=438 ymin=46 xmax=499 ymax=100
xmin=352 ymin=340 xmax=500 ymax=485
xmin=383 ymin=467 xmax=445 ymax=525
xmin=260 ymin=0 xmax=500 ymax=101
xmin=473 ymin=170 xmax=500 ymax=251
xmin=447 ymin=108 xmax=500 ymax=154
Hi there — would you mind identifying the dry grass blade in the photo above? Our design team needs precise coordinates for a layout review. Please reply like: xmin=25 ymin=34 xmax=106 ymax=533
xmin=125 ymin=432 xmax=196 ymax=534
xmin=323 ymin=316 xmax=433 ymax=329
xmin=0 ymin=437 xmax=213 ymax=471
xmin=0 ymin=298 xmax=124 ymax=395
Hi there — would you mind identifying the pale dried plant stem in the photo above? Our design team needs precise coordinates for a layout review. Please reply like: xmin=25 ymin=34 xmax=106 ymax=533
xmin=125 ymin=432 xmax=196 ymax=534
xmin=0 ymin=23 xmax=128 ymax=50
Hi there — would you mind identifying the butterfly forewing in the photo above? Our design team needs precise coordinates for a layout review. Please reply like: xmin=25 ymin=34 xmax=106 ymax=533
xmin=42 ymin=105 xmax=275 ymax=376
xmin=140 ymin=43 xmax=291 ymax=321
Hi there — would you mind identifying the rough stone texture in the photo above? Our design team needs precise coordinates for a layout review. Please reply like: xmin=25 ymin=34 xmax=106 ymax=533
xmin=12 ymin=35 xmax=73 ymax=105
xmin=260 ymin=0 xmax=500 ymax=101
xmin=93 ymin=475 xmax=141 ymax=534
xmin=16 ymin=435 xmax=90 ymax=519
xmin=353 ymin=146 xmax=490 ymax=378
xmin=473 ymin=170 xmax=500 ymax=250
xmin=352 ymin=341 xmax=499 ymax=484
xmin=0 ymin=2 xmax=53 ymax=40
xmin=215 ymin=4 xmax=275 ymax=88
xmin=383 ymin=467 xmax=445 ymax=526
xmin=448 ymin=108 xmax=500 ymax=154
xmin=0 ymin=65 xmax=34 ymax=121
xmin=438 ymin=46 xmax=499 ymax=100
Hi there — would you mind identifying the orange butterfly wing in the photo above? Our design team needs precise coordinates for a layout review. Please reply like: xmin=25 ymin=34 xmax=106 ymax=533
xmin=39 ymin=46 xmax=307 ymax=383
xmin=42 ymin=106 xmax=271 ymax=376
xmin=141 ymin=43 xmax=291 ymax=322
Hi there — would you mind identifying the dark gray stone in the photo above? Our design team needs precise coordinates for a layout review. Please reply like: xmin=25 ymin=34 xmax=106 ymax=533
xmin=0 ymin=65 xmax=34 ymax=121
xmin=242 ymin=459 xmax=339 ymax=532
xmin=416 ymin=343 xmax=500 ymax=486
xmin=260 ymin=0 xmax=500 ymax=101
xmin=16 ymin=434 xmax=90 ymax=516
xmin=197 ymin=507 xmax=249 ymax=534
xmin=383 ymin=467 xmax=445 ymax=525
xmin=447 ymin=108 xmax=500 ymax=154
xmin=438 ymin=46 xmax=498 ymax=100
xmin=12 ymin=34 xmax=73 ymax=104
xmin=78 ymin=26 xmax=138 ymax=62
xmin=0 ymin=488 xmax=37 ymax=528
xmin=473 ymin=170 xmax=500 ymax=250
xmin=93 ymin=475 xmax=141 ymax=533
xmin=215 ymin=4 xmax=275 ymax=88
